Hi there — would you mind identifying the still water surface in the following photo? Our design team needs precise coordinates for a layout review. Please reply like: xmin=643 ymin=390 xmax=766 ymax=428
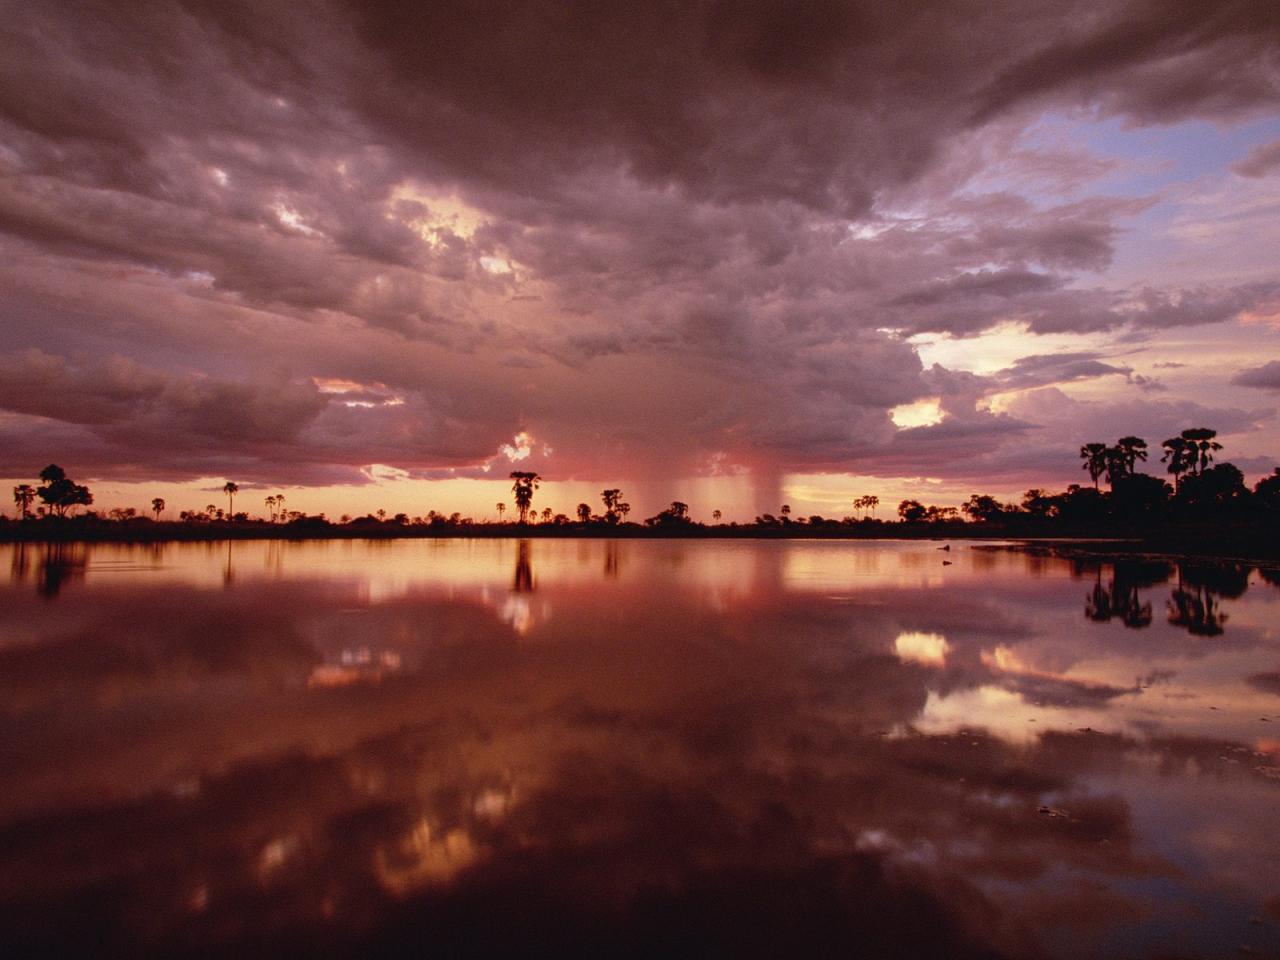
xmin=1 ymin=539 xmax=1278 ymax=957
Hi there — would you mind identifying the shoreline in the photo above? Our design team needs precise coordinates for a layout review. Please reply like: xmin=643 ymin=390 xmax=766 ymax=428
xmin=2 ymin=522 xmax=1277 ymax=561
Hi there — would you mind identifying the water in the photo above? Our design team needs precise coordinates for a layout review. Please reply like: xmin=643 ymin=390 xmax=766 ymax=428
xmin=1 ymin=538 xmax=1278 ymax=957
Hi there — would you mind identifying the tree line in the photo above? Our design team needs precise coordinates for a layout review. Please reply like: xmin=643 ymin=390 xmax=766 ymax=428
xmin=8 ymin=429 xmax=1280 ymax=535
xmin=895 ymin=427 xmax=1278 ymax=527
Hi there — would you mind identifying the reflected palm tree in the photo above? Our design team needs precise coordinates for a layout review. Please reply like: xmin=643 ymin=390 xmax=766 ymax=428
xmin=512 ymin=540 xmax=535 ymax=593
xmin=1164 ymin=562 xmax=1248 ymax=637
xmin=604 ymin=541 xmax=620 ymax=579
xmin=37 ymin=543 xmax=87 ymax=598
xmin=1167 ymin=585 xmax=1225 ymax=636
xmin=10 ymin=542 xmax=31 ymax=582
xmin=1085 ymin=560 xmax=1171 ymax=629
xmin=1085 ymin=569 xmax=1113 ymax=623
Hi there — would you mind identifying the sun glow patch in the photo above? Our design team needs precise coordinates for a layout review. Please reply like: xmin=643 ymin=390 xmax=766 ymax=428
xmin=890 ymin=398 xmax=944 ymax=429
xmin=499 ymin=432 xmax=533 ymax=461
xmin=273 ymin=201 xmax=319 ymax=236
xmin=389 ymin=184 xmax=487 ymax=243
xmin=364 ymin=463 xmax=411 ymax=482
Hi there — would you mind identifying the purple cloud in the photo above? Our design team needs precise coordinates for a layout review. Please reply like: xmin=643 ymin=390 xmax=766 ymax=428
xmin=0 ymin=0 xmax=1277 ymax=494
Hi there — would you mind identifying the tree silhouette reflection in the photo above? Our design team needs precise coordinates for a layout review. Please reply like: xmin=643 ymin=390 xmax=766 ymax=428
xmin=604 ymin=541 xmax=620 ymax=579
xmin=1084 ymin=560 xmax=1172 ymax=628
xmin=9 ymin=542 xmax=31 ymax=584
xmin=37 ymin=543 xmax=86 ymax=598
xmin=512 ymin=540 xmax=534 ymax=593
xmin=1166 ymin=562 xmax=1250 ymax=637
xmin=1080 ymin=559 xmax=1266 ymax=636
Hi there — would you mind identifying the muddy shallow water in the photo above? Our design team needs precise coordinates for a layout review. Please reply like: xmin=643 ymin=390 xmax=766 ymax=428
xmin=1 ymin=539 xmax=1278 ymax=957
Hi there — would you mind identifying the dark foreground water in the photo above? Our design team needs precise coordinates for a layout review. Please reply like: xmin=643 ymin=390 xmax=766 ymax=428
xmin=1 ymin=539 xmax=1278 ymax=958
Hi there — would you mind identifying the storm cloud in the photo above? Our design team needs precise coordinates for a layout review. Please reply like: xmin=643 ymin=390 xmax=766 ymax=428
xmin=0 ymin=0 xmax=1278 ymax=496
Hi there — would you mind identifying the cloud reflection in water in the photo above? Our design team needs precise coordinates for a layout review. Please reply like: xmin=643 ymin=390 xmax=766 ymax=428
xmin=0 ymin=540 xmax=1278 ymax=957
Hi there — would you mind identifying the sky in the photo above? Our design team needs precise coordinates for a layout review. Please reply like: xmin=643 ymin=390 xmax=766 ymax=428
xmin=1 ymin=0 xmax=1279 ymax=521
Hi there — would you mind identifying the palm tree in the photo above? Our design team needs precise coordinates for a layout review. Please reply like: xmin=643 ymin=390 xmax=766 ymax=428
xmin=12 ymin=484 xmax=35 ymax=519
xmin=865 ymin=495 xmax=879 ymax=518
xmin=265 ymin=495 xmax=278 ymax=522
xmin=496 ymin=502 xmax=506 ymax=522
xmin=617 ymin=502 xmax=630 ymax=522
xmin=1160 ymin=436 xmax=1195 ymax=492
xmin=151 ymin=497 xmax=165 ymax=521
xmin=510 ymin=471 xmax=541 ymax=524
xmin=712 ymin=509 xmax=722 ymax=523
xmin=576 ymin=502 xmax=592 ymax=522
xmin=1079 ymin=443 xmax=1108 ymax=490
xmin=780 ymin=504 xmax=791 ymax=520
xmin=275 ymin=494 xmax=285 ymax=521
xmin=222 ymin=481 xmax=239 ymax=518
xmin=1180 ymin=427 xmax=1222 ymax=477
xmin=541 ymin=507 xmax=552 ymax=523
xmin=376 ymin=508 xmax=386 ymax=522
xmin=1113 ymin=436 xmax=1148 ymax=475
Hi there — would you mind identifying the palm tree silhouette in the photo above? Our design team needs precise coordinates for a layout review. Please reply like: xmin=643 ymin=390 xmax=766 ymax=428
xmin=1180 ymin=427 xmax=1222 ymax=476
xmin=1079 ymin=443 xmax=1108 ymax=490
xmin=577 ymin=503 xmax=591 ymax=522
xmin=12 ymin=484 xmax=35 ymax=519
xmin=1160 ymin=436 xmax=1195 ymax=492
xmin=510 ymin=472 xmax=541 ymax=524
xmin=1113 ymin=436 xmax=1148 ymax=475
xmin=265 ymin=495 xmax=277 ymax=521
xmin=496 ymin=502 xmax=506 ymax=522
xmin=712 ymin=509 xmax=722 ymax=523
xmin=151 ymin=497 xmax=165 ymax=521
xmin=222 ymin=481 xmax=239 ymax=518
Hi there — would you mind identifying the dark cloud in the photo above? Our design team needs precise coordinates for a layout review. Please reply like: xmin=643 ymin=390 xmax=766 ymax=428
xmin=1233 ymin=361 xmax=1280 ymax=392
xmin=1232 ymin=139 xmax=1280 ymax=178
xmin=990 ymin=352 xmax=1133 ymax=390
